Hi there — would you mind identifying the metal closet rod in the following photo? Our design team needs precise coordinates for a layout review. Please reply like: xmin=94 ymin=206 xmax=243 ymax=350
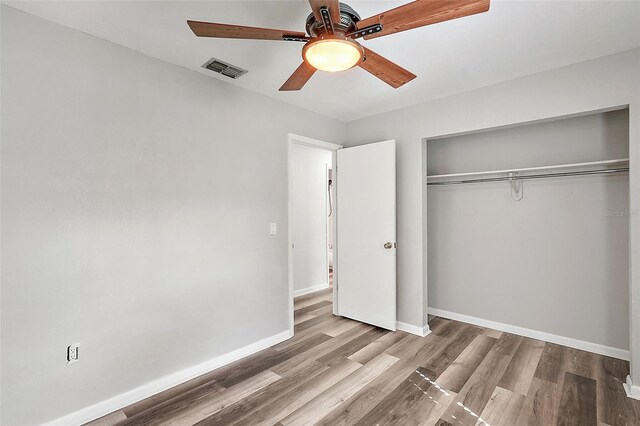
xmin=427 ymin=167 xmax=630 ymax=186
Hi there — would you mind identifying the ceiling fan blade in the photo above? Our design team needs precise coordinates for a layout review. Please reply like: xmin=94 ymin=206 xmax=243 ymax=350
xmin=356 ymin=0 xmax=490 ymax=39
xmin=187 ymin=20 xmax=306 ymax=40
xmin=279 ymin=62 xmax=317 ymax=91
xmin=359 ymin=47 xmax=416 ymax=89
xmin=309 ymin=0 xmax=342 ymax=25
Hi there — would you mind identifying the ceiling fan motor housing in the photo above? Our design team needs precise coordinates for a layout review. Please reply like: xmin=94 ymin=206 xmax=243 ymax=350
xmin=305 ymin=2 xmax=361 ymax=37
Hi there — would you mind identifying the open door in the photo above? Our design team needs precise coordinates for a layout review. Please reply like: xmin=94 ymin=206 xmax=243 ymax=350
xmin=336 ymin=140 xmax=396 ymax=330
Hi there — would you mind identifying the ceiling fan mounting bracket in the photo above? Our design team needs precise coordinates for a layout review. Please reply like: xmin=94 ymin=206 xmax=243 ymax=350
xmin=320 ymin=7 xmax=336 ymax=34
xmin=306 ymin=2 xmax=360 ymax=38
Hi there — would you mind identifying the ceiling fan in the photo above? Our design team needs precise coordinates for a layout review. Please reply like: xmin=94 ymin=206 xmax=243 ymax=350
xmin=187 ymin=0 xmax=490 ymax=91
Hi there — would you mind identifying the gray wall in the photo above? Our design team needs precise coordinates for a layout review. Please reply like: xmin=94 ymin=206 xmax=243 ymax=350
xmin=0 ymin=6 xmax=345 ymax=425
xmin=291 ymin=143 xmax=331 ymax=293
xmin=427 ymin=110 xmax=630 ymax=350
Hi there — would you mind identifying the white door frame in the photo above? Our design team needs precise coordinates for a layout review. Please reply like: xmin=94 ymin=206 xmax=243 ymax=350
xmin=288 ymin=133 xmax=343 ymax=334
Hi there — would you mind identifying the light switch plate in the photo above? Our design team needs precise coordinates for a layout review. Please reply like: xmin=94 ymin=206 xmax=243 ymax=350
xmin=270 ymin=223 xmax=277 ymax=235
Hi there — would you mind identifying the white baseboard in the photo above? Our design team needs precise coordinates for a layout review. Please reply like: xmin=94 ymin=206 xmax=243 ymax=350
xmin=624 ymin=375 xmax=640 ymax=400
xmin=293 ymin=283 xmax=329 ymax=297
xmin=428 ymin=307 xmax=629 ymax=361
xmin=44 ymin=329 xmax=293 ymax=426
xmin=396 ymin=321 xmax=431 ymax=337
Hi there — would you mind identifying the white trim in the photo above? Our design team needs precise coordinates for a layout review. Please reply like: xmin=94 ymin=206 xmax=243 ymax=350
xmin=43 ymin=330 xmax=292 ymax=426
xmin=425 ymin=105 xmax=629 ymax=141
xmin=396 ymin=321 xmax=431 ymax=337
xmin=624 ymin=375 xmax=640 ymax=400
xmin=287 ymin=133 xmax=342 ymax=334
xmin=293 ymin=283 xmax=330 ymax=297
xmin=429 ymin=307 xmax=629 ymax=361
xmin=288 ymin=133 xmax=343 ymax=151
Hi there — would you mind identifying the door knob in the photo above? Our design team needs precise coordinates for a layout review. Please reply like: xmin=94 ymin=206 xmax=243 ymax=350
xmin=384 ymin=242 xmax=393 ymax=249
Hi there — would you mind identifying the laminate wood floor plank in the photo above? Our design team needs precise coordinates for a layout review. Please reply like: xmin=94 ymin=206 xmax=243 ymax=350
xmin=427 ymin=315 xmax=446 ymax=329
xmin=274 ymin=316 xmax=347 ymax=351
xmin=322 ymin=317 xmax=363 ymax=337
xmin=534 ymin=342 xmax=569 ymax=384
xmin=353 ymin=366 xmax=439 ymax=425
xmin=294 ymin=300 xmax=332 ymax=318
xmin=293 ymin=312 xmax=315 ymax=325
xmin=119 ymin=377 xmax=226 ymax=425
xmin=327 ymin=328 xmax=478 ymax=426
xmin=314 ymin=357 xmax=422 ymax=426
xmin=515 ymin=377 xmax=562 ymax=426
xmin=121 ymin=373 xmax=222 ymax=418
xmin=420 ymin=324 xmax=487 ymax=377
xmin=294 ymin=295 xmax=331 ymax=311
xmin=436 ymin=335 xmax=497 ymax=393
xmin=498 ymin=336 xmax=545 ymax=395
xmin=293 ymin=288 xmax=332 ymax=306
xmin=557 ymin=371 xmax=597 ymax=426
xmin=88 ymin=292 xmax=640 ymax=426
xmin=399 ymin=379 xmax=458 ymax=426
xmin=121 ymin=370 xmax=280 ymax=426
xmin=316 ymin=327 xmax=388 ymax=366
xmin=385 ymin=332 xmax=446 ymax=359
xmin=482 ymin=328 xmax=503 ymax=339
xmin=294 ymin=312 xmax=335 ymax=333
xmin=476 ymin=386 xmax=525 ymax=426
xmin=280 ymin=353 xmax=399 ymax=426
xmin=193 ymin=360 xmax=328 ymax=426
xmin=233 ymin=360 xmax=363 ymax=426
xmin=429 ymin=317 xmax=462 ymax=338
xmin=293 ymin=305 xmax=333 ymax=324
xmin=348 ymin=329 xmax=408 ymax=364
xmin=272 ymin=324 xmax=372 ymax=375
xmin=566 ymin=347 xmax=598 ymax=380
xmin=213 ymin=332 xmax=332 ymax=388
xmin=438 ymin=333 xmax=523 ymax=425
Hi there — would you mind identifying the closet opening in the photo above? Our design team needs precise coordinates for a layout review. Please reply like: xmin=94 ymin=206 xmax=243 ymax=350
xmin=425 ymin=107 xmax=630 ymax=360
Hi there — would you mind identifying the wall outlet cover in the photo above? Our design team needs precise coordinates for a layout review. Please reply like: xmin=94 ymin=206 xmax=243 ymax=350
xmin=67 ymin=343 xmax=80 ymax=365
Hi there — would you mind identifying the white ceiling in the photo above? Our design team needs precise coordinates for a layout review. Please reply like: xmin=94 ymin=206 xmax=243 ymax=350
xmin=5 ymin=0 xmax=640 ymax=122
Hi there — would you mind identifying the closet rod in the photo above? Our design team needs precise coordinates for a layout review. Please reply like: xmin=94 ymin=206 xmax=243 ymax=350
xmin=427 ymin=167 xmax=629 ymax=186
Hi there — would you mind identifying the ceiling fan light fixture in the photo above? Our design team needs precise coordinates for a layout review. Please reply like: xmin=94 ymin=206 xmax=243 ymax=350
xmin=303 ymin=38 xmax=363 ymax=73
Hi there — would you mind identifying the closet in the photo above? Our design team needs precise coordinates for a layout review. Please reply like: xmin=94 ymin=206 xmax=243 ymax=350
xmin=426 ymin=108 xmax=630 ymax=355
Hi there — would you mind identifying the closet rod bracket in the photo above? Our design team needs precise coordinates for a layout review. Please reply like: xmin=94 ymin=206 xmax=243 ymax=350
xmin=509 ymin=172 xmax=523 ymax=201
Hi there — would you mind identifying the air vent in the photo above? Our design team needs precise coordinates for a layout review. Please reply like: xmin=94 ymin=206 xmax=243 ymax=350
xmin=202 ymin=58 xmax=248 ymax=79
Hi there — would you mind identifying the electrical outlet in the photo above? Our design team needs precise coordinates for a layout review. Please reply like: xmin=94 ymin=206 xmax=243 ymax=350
xmin=270 ymin=222 xmax=277 ymax=235
xmin=67 ymin=343 xmax=80 ymax=365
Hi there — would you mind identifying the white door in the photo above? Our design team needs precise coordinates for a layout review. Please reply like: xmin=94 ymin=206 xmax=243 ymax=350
xmin=336 ymin=140 xmax=396 ymax=330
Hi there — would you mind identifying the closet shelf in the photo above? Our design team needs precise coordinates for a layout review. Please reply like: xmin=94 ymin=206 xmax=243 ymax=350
xmin=426 ymin=158 xmax=629 ymax=181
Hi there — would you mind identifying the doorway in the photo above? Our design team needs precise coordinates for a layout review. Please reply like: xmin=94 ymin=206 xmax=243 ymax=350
xmin=287 ymin=134 xmax=343 ymax=333
xmin=288 ymin=135 xmax=400 ymax=334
